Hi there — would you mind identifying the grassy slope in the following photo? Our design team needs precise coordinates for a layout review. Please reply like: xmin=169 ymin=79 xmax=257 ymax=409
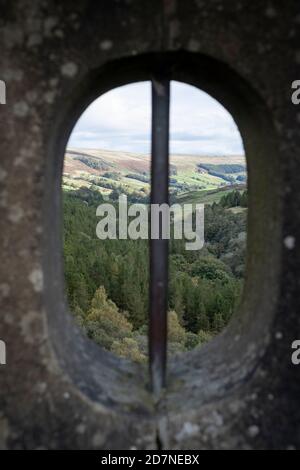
xmin=176 ymin=185 xmax=246 ymax=205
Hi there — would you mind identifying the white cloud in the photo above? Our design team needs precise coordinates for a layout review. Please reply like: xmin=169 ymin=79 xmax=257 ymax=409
xmin=68 ymin=81 xmax=244 ymax=155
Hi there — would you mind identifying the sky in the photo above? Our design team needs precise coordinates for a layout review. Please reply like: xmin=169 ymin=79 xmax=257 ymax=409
xmin=68 ymin=81 xmax=244 ymax=155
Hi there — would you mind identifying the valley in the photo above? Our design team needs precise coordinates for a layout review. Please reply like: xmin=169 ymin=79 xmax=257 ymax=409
xmin=63 ymin=148 xmax=248 ymax=361
xmin=63 ymin=148 xmax=246 ymax=202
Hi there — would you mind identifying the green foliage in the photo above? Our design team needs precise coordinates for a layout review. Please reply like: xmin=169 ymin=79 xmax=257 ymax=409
xmin=198 ymin=329 xmax=213 ymax=344
xmin=126 ymin=173 xmax=150 ymax=183
xmin=84 ymin=286 xmax=133 ymax=349
xmin=168 ymin=310 xmax=187 ymax=345
xmin=109 ymin=188 xmax=121 ymax=201
xmin=73 ymin=154 xmax=108 ymax=170
xmin=185 ymin=332 xmax=200 ymax=350
xmin=111 ymin=337 xmax=146 ymax=363
xmin=198 ymin=163 xmax=246 ymax=174
xmin=190 ymin=257 xmax=231 ymax=282
xmin=220 ymin=189 xmax=248 ymax=208
xmin=197 ymin=164 xmax=246 ymax=184
xmin=102 ymin=172 xmax=121 ymax=180
xmin=63 ymin=186 xmax=247 ymax=361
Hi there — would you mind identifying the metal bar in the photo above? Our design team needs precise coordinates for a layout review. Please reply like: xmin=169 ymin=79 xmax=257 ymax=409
xmin=149 ymin=77 xmax=170 ymax=396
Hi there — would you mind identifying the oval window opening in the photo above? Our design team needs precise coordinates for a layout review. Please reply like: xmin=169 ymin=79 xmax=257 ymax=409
xmin=62 ymin=80 xmax=246 ymax=369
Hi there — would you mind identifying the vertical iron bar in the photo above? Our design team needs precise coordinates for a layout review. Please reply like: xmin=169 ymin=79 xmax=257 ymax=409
xmin=149 ymin=77 xmax=170 ymax=396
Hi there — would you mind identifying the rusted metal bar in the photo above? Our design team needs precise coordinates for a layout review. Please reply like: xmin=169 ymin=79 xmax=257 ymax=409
xmin=149 ymin=77 xmax=170 ymax=396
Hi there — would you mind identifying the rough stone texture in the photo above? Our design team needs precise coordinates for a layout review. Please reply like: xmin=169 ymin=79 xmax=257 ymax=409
xmin=0 ymin=0 xmax=299 ymax=449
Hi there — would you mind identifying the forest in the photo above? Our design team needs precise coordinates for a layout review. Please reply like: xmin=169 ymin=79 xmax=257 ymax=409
xmin=63 ymin=187 xmax=247 ymax=362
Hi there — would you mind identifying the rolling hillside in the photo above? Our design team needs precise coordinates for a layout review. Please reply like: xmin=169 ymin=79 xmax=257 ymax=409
xmin=63 ymin=147 xmax=246 ymax=198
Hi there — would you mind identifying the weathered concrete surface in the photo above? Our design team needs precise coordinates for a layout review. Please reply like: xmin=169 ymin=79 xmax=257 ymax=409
xmin=0 ymin=0 xmax=300 ymax=449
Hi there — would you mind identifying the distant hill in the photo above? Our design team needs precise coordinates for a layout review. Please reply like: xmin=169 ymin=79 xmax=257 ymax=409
xmin=63 ymin=148 xmax=246 ymax=196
